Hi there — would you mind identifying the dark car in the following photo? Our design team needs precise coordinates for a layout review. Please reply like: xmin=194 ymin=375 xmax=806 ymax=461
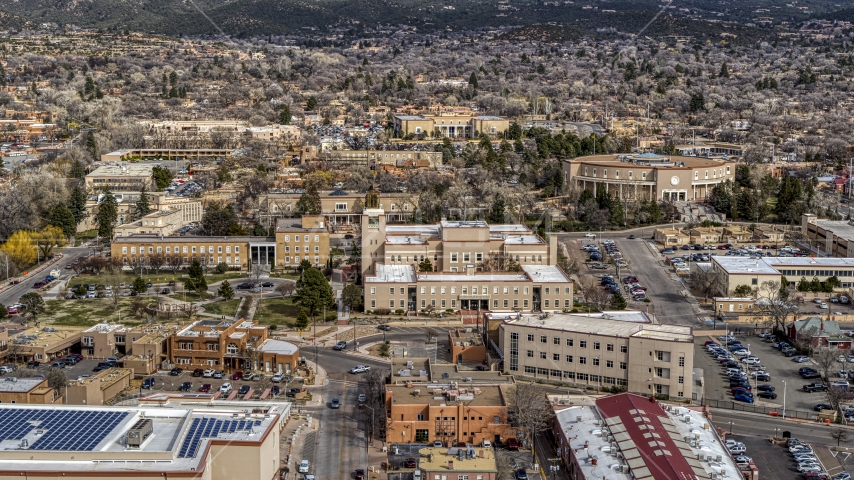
xmin=377 ymin=325 xmax=391 ymax=331
xmin=236 ymin=282 xmax=253 ymax=290
xmin=757 ymin=391 xmax=778 ymax=399
xmin=757 ymin=384 xmax=775 ymax=391
xmin=170 ymin=367 xmax=183 ymax=376
xmin=192 ymin=368 xmax=204 ymax=377
xmin=179 ymin=382 xmax=192 ymax=392
xmin=261 ymin=282 xmax=274 ymax=288
xmin=507 ymin=438 xmax=519 ymax=450
xmin=92 ymin=362 xmax=110 ymax=372
xmin=754 ymin=372 xmax=771 ymax=381
xmin=801 ymin=371 xmax=822 ymax=379
xmin=141 ymin=377 xmax=155 ymax=389
xmin=199 ymin=384 xmax=212 ymax=393
xmin=814 ymin=403 xmax=833 ymax=411
xmin=403 ymin=458 xmax=417 ymax=468
xmin=804 ymin=383 xmax=828 ymax=392
xmin=628 ymin=234 xmax=635 ymax=239
xmin=271 ymin=386 xmax=281 ymax=396
xmin=799 ymin=367 xmax=818 ymax=375
xmin=515 ymin=469 xmax=528 ymax=480
xmin=355 ymin=469 xmax=366 ymax=480
xmin=232 ymin=371 xmax=243 ymax=381
xmin=238 ymin=385 xmax=251 ymax=395
xmin=160 ymin=288 xmax=170 ymax=294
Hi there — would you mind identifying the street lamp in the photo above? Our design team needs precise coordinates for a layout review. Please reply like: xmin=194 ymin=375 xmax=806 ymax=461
xmin=364 ymin=405 xmax=375 ymax=474
xmin=782 ymin=380 xmax=787 ymax=418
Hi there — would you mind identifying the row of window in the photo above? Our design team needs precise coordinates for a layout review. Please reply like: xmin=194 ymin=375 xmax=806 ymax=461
xmin=524 ymin=334 xmax=627 ymax=352
xmin=282 ymin=246 xmax=321 ymax=253
xmin=281 ymin=235 xmax=321 ymax=242
xmin=122 ymin=245 xmax=240 ymax=254
xmin=525 ymin=351 xmax=626 ymax=369
xmin=582 ymin=166 xmax=731 ymax=181
xmin=126 ymin=256 xmax=237 ymax=265
xmin=779 ymin=269 xmax=854 ymax=277
xmin=284 ymin=256 xmax=321 ymax=264
xmin=520 ymin=367 xmax=628 ymax=385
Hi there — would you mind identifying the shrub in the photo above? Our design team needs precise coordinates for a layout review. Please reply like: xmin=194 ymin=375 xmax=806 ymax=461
xmin=395 ymin=309 xmax=405 ymax=315
xmin=325 ymin=314 xmax=337 ymax=322
xmin=269 ymin=324 xmax=277 ymax=330
xmin=445 ymin=309 xmax=454 ymax=313
xmin=373 ymin=308 xmax=391 ymax=315
xmin=214 ymin=262 xmax=229 ymax=274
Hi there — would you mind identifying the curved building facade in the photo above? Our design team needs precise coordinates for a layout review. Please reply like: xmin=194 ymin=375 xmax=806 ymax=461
xmin=562 ymin=153 xmax=737 ymax=201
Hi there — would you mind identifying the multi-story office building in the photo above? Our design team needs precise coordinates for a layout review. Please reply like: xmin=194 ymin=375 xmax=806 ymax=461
xmin=258 ymin=189 xmax=417 ymax=228
xmin=393 ymin=114 xmax=510 ymax=139
xmin=562 ymin=153 xmax=737 ymax=202
xmin=78 ymin=192 xmax=202 ymax=233
xmin=708 ymin=255 xmax=854 ymax=295
xmin=318 ymin=149 xmax=442 ymax=168
xmin=360 ymin=194 xmax=570 ymax=313
xmin=496 ymin=311 xmax=695 ymax=401
xmin=274 ymin=215 xmax=331 ymax=268
xmin=802 ymin=213 xmax=854 ymax=257
xmin=114 ymin=208 xmax=185 ymax=237
xmin=85 ymin=164 xmax=155 ymax=192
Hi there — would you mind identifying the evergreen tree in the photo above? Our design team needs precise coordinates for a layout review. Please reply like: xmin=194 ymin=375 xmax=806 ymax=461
xmin=184 ymin=260 xmax=208 ymax=294
xmin=69 ymin=159 xmax=85 ymax=178
xmin=418 ymin=258 xmax=434 ymax=272
xmin=279 ymin=104 xmax=291 ymax=125
xmin=95 ymin=189 xmax=118 ymax=239
xmin=48 ymin=203 xmax=76 ymax=239
xmin=68 ymin=186 xmax=87 ymax=224
xmin=609 ymin=198 xmax=625 ymax=226
xmin=305 ymin=96 xmax=318 ymax=110
xmin=0 ymin=62 xmax=6 ymax=87
xmin=294 ymin=310 xmax=310 ymax=331
xmin=489 ymin=198 xmax=506 ymax=224
xmin=468 ymin=72 xmax=479 ymax=89
xmin=217 ymin=281 xmax=234 ymax=301
xmin=719 ymin=62 xmax=730 ymax=78
xmin=294 ymin=267 xmax=334 ymax=320
xmin=85 ymin=130 xmax=97 ymax=159
xmin=610 ymin=292 xmax=627 ymax=310
xmin=648 ymin=200 xmax=662 ymax=223
xmin=135 ymin=186 xmax=151 ymax=219
xmin=131 ymin=276 xmax=148 ymax=295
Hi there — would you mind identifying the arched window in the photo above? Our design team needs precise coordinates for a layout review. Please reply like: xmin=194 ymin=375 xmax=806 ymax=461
xmin=227 ymin=343 xmax=238 ymax=354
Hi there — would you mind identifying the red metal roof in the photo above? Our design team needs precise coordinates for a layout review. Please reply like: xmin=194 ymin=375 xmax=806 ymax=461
xmin=595 ymin=393 xmax=698 ymax=480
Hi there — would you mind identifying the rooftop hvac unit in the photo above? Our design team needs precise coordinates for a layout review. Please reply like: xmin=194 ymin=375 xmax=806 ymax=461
xmin=683 ymin=415 xmax=691 ymax=423
xmin=704 ymin=423 xmax=710 ymax=430
xmin=576 ymin=416 xmax=582 ymax=423
xmin=600 ymin=431 xmax=607 ymax=438
xmin=616 ymin=452 xmax=623 ymax=460
xmin=598 ymin=420 xmax=605 ymax=426
xmin=720 ymin=471 xmax=727 ymax=477
xmin=463 ymin=342 xmax=471 ymax=347
xmin=465 ymin=328 xmax=472 ymax=333
xmin=710 ymin=474 xmax=717 ymax=480
xmin=620 ymin=464 xmax=629 ymax=473
xmin=126 ymin=419 xmax=153 ymax=448
xmin=716 ymin=455 xmax=722 ymax=462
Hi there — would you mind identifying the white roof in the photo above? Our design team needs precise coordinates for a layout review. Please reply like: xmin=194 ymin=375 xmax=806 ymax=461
xmin=366 ymin=263 xmax=417 ymax=283
xmin=710 ymin=257 xmax=780 ymax=275
xmin=0 ymin=377 xmax=45 ymax=392
xmin=554 ymin=401 xmax=630 ymax=480
xmin=521 ymin=265 xmax=571 ymax=283
xmin=385 ymin=235 xmax=428 ymax=245
xmin=259 ymin=339 xmax=298 ymax=355
xmin=498 ymin=312 xmax=692 ymax=341
xmin=503 ymin=235 xmax=545 ymax=245
xmin=767 ymin=256 xmax=854 ymax=268
xmin=416 ymin=272 xmax=529 ymax=282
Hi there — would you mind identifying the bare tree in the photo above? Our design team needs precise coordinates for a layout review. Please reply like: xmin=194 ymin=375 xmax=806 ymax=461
xmin=103 ymin=273 xmax=126 ymax=309
xmin=754 ymin=280 xmax=798 ymax=332
xmin=690 ymin=266 xmax=727 ymax=302
xmin=508 ymin=383 xmax=554 ymax=455
xmin=275 ymin=280 xmax=296 ymax=297
xmin=830 ymin=429 xmax=850 ymax=446
xmin=182 ymin=303 xmax=200 ymax=322
xmin=814 ymin=348 xmax=838 ymax=382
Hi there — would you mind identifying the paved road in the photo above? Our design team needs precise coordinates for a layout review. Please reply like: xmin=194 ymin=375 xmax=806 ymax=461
xmin=0 ymin=246 xmax=90 ymax=306
xmin=711 ymin=408 xmax=854 ymax=447
xmin=311 ymin=381 xmax=366 ymax=480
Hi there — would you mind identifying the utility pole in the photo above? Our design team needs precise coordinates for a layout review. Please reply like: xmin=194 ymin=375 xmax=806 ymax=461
xmin=548 ymin=457 xmax=560 ymax=480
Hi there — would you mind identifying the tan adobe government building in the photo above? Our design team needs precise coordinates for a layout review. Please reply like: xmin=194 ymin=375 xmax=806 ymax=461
xmin=360 ymin=192 xmax=571 ymax=313
xmin=393 ymin=114 xmax=510 ymax=139
xmin=562 ymin=153 xmax=737 ymax=202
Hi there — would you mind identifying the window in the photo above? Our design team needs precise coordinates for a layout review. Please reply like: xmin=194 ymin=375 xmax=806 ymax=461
xmin=592 ymin=358 xmax=600 ymax=366
xmin=679 ymin=356 xmax=685 ymax=367
xmin=527 ymin=334 xmax=534 ymax=342
xmin=620 ymin=362 xmax=627 ymax=370
xmin=566 ymin=355 xmax=573 ymax=363
xmin=606 ymin=360 xmax=614 ymax=368
xmin=606 ymin=343 xmax=614 ymax=351
xmin=553 ymin=353 xmax=560 ymax=361
xmin=539 ymin=352 xmax=547 ymax=359
xmin=390 ymin=300 xmax=395 ymax=308
xmin=544 ymin=300 xmax=550 ymax=308
xmin=527 ymin=350 xmax=534 ymax=358
xmin=553 ymin=337 xmax=560 ymax=345
xmin=417 ymin=414 xmax=425 ymax=421
xmin=566 ymin=338 xmax=573 ymax=346
xmin=579 ymin=357 xmax=587 ymax=365
xmin=620 ymin=345 xmax=627 ymax=353
xmin=476 ymin=253 xmax=483 ymax=262
xmin=540 ymin=335 xmax=547 ymax=343
xmin=579 ymin=340 xmax=587 ymax=348
xmin=678 ymin=376 xmax=684 ymax=384
xmin=451 ymin=253 xmax=458 ymax=262
xmin=314 ymin=235 xmax=319 ymax=242
xmin=593 ymin=342 xmax=600 ymax=350
xmin=370 ymin=287 xmax=376 ymax=295
xmin=463 ymin=253 xmax=470 ymax=262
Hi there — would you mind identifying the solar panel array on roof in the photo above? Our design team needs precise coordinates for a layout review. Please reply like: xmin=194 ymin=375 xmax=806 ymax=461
xmin=178 ymin=417 xmax=262 ymax=458
xmin=0 ymin=408 xmax=130 ymax=451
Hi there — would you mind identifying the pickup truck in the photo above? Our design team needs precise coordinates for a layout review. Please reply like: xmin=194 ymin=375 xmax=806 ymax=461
xmin=803 ymin=383 xmax=828 ymax=393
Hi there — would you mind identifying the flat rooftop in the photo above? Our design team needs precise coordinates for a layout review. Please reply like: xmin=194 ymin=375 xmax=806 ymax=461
xmin=811 ymin=219 xmax=854 ymax=241
xmin=87 ymin=165 xmax=154 ymax=177
xmin=503 ymin=234 xmax=545 ymax=245
xmin=430 ymin=365 xmax=513 ymax=384
xmin=387 ymin=384 xmax=505 ymax=407
xmin=0 ymin=403 xmax=283 ymax=474
xmin=385 ymin=235 xmax=428 ymax=245
xmin=112 ymin=235 xmax=275 ymax=243
xmin=767 ymin=256 xmax=854 ymax=268
xmin=710 ymin=256 xmax=780 ymax=275
xmin=258 ymin=339 xmax=298 ymax=355
xmin=366 ymin=263 xmax=417 ymax=283
xmin=497 ymin=312 xmax=692 ymax=341
xmin=415 ymin=271 xmax=529 ymax=282
xmin=417 ymin=446 xmax=497 ymax=472
xmin=0 ymin=377 xmax=45 ymax=393
xmin=521 ymin=265 xmax=571 ymax=283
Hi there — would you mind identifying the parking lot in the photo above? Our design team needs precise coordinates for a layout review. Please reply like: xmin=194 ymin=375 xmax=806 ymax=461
xmin=727 ymin=434 xmax=800 ymax=480
xmin=697 ymin=333 xmax=854 ymax=416
xmin=2 ymin=358 xmax=302 ymax=401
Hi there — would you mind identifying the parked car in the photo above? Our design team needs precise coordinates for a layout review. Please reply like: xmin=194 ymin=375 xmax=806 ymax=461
xmin=330 ymin=397 xmax=341 ymax=409
xmin=231 ymin=371 xmax=243 ymax=381
xmin=169 ymin=367 xmax=183 ymax=376
xmin=794 ymin=356 xmax=811 ymax=363
xmin=298 ymin=460 xmax=310 ymax=473
xmin=814 ymin=404 xmax=833 ymax=411
xmin=212 ymin=370 xmax=224 ymax=379
xmin=733 ymin=393 xmax=754 ymax=403
xmin=507 ymin=438 xmax=519 ymax=450
xmin=202 ymin=369 xmax=214 ymax=377
xmin=757 ymin=391 xmax=777 ymax=399
xmin=192 ymin=368 xmax=204 ymax=377
xmin=219 ymin=383 xmax=233 ymax=394
xmin=238 ymin=385 xmax=251 ymax=395
xmin=350 ymin=365 xmax=370 ymax=374
xmin=141 ymin=377 xmax=155 ymax=389
xmin=199 ymin=384 xmax=212 ymax=393
xmin=804 ymin=383 xmax=828 ymax=392
xmin=333 ymin=341 xmax=347 ymax=351
xmin=179 ymin=382 xmax=192 ymax=392
xmin=272 ymin=373 xmax=284 ymax=383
